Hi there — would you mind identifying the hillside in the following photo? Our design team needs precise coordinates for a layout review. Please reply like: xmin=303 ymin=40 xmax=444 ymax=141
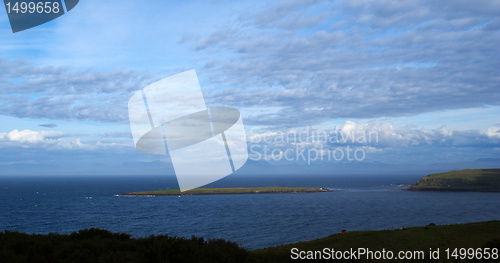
xmin=407 ymin=169 xmax=500 ymax=192
xmin=252 ymin=221 xmax=500 ymax=262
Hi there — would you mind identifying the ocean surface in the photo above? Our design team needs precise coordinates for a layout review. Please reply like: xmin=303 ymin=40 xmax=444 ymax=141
xmin=1 ymin=174 xmax=499 ymax=250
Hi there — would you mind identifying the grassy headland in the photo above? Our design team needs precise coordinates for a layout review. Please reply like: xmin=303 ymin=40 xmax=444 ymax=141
xmin=120 ymin=186 xmax=331 ymax=196
xmin=407 ymin=168 xmax=500 ymax=192
xmin=252 ymin=220 xmax=500 ymax=262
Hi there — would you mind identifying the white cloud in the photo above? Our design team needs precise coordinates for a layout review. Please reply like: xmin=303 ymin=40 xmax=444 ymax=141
xmin=0 ymin=129 xmax=64 ymax=143
xmin=0 ymin=129 xmax=130 ymax=151
xmin=483 ymin=126 xmax=500 ymax=139
xmin=247 ymin=121 xmax=491 ymax=151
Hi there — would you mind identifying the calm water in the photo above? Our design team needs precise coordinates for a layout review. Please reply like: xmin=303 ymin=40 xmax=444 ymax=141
xmin=1 ymin=175 xmax=499 ymax=249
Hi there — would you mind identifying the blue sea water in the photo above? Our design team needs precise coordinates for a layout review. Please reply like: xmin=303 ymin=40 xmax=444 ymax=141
xmin=0 ymin=174 xmax=499 ymax=250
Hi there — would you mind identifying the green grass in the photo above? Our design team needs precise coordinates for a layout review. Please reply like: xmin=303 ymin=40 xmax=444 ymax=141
xmin=408 ymin=169 xmax=500 ymax=192
xmin=121 ymin=186 xmax=330 ymax=196
xmin=252 ymin=221 xmax=500 ymax=262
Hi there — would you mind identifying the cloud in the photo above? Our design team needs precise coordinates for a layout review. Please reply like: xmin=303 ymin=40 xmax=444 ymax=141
xmin=483 ymin=126 xmax=500 ymax=140
xmin=0 ymin=58 xmax=154 ymax=123
xmin=195 ymin=29 xmax=240 ymax=51
xmin=39 ymin=123 xmax=57 ymax=128
xmin=0 ymin=129 xmax=64 ymax=143
xmin=245 ymin=121 xmax=500 ymax=167
xmin=0 ymin=129 xmax=131 ymax=151
xmin=2 ymin=0 xmax=499 ymax=130
xmin=187 ymin=0 xmax=500 ymax=127
xmin=253 ymin=0 xmax=329 ymax=30
xmin=0 ymin=160 xmax=39 ymax=166
xmin=247 ymin=121 xmax=499 ymax=150
xmin=104 ymin=131 xmax=132 ymax=138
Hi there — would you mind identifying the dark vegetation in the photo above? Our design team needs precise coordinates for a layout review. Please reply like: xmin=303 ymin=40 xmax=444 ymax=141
xmin=0 ymin=228 xmax=249 ymax=263
xmin=407 ymin=169 xmax=500 ymax=192
xmin=1 ymin=221 xmax=499 ymax=262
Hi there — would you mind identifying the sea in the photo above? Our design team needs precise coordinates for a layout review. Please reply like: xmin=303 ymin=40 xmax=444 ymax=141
xmin=1 ymin=174 xmax=499 ymax=250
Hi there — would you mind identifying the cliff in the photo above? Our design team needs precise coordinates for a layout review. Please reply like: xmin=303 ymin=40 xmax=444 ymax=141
xmin=407 ymin=169 xmax=500 ymax=192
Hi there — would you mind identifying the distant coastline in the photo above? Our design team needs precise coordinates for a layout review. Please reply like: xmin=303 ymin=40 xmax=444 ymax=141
xmin=119 ymin=186 xmax=332 ymax=196
xmin=406 ymin=168 xmax=500 ymax=192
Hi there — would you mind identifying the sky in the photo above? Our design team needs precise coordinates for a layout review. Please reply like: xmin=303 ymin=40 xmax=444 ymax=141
xmin=0 ymin=0 xmax=499 ymax=177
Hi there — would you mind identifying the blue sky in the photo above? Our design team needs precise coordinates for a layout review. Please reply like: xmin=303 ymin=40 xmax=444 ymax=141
xmin=0 ymin=0 xmax=499 ymax=177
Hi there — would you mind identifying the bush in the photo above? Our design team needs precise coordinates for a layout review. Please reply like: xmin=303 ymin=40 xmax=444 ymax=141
xmin=0 ymin=229 xmax=253 ymax=263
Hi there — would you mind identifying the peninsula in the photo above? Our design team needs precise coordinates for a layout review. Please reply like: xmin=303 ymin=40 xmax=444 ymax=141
xmin=407 ymin=168 xmax=500 ymax=192
xmin=120 ymin=186 xmax=331 ymax=196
